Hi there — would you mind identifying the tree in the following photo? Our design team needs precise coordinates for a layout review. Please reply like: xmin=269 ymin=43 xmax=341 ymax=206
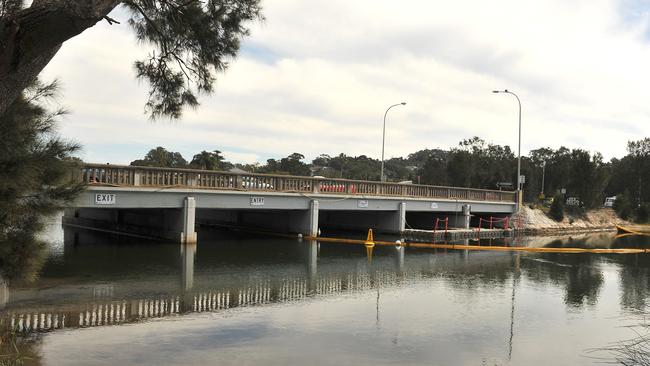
xmin=260 ymin=153 xmax=311 ymax=176
xmin=189 ymin=150 xmax=231 ymax=170
xmin=0 ymin=79 xmax=83 ymax=259
xmin=0 ymin=0 xmax=263 ymax=119
xmin=130 ymin=146 xmax=187 ymax=167
xmin=418 ymin=152 xmax=448 ymax=186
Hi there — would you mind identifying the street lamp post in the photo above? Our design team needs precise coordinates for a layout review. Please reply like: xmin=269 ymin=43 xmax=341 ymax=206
xmin=492 ymin=89 xmax=522 ymax=210
xmin=541 ymin=161 xmax=546 ymax=197
xmin=380 ymin=102 xmax=406 ymax=182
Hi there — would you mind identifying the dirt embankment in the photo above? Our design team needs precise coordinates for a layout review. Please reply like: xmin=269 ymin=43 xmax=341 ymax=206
xmin=515 ymin=206 xmax=628 ymax=235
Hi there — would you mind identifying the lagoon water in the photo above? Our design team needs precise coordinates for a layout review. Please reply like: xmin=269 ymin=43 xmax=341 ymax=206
xmin=2 ymin=221 xmax=650 ymax=365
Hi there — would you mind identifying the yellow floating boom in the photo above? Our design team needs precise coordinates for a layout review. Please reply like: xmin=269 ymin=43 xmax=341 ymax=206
xmin=305 ymin=235 xmax=649 ymax=254
xmin=617 ymin=225 xmax=650 ymax=236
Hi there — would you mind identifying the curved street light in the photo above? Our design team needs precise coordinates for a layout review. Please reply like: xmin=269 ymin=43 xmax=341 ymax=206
xmin=381 ymin=102 xmax=407 ymax=182
xmin=493 ymin=89 xmax=522 ymax=210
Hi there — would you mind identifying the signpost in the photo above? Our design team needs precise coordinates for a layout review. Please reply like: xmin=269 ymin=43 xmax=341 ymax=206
xmin=497 ymin=182 xmax=513 ymax=191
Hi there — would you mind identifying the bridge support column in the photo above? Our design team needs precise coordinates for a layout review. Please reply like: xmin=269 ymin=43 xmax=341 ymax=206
xmin=376 ymin=202 xmax=406 ymax=234
xmin=308 ymin=200 xmax=319 ymax=237
xmin=290 ymin=200 xmax=319 ymax=236
xmin=398 ymin=202 xmax=406 ymax=232
xmin=462 ymin=204 xmax=471 ymax=229
xmin=181 ymin=197 xmax=197 ymax=244
xmin=447 ymin=204 xmax=471 ymax=229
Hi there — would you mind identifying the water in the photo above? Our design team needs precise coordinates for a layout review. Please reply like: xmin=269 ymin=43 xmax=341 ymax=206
xmin=2 ymin=222 xmax=650 ymax=365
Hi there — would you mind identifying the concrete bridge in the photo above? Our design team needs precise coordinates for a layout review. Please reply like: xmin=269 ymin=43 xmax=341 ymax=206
xmin=63 ymin=164 xmax=517 ymax=243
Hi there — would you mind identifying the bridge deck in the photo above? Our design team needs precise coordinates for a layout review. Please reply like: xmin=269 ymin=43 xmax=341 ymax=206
xmin=77 ymin=163 xmax=516 ymax=203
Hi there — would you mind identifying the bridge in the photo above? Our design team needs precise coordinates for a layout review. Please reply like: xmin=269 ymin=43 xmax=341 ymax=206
xmin=63 ymin=164 xmax=517 ymax=243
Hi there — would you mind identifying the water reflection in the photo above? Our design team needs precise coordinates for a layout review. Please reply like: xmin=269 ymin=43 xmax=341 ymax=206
xmin=181 ymin=243 xmax=196 ymax=292
xmin=3 ymin=227 xmax=650 ymax=365
xmin=0 ymin=276 xmax=7 ymax=311
xmin=521 ymin=254 xmax=604 ymax=307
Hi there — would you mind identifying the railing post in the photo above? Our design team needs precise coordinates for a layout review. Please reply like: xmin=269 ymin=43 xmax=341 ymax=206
xmin=234 ymin=174 xmax=242 ymax=190
xmin=187 ymin=173 xmax=198 ymax=187
xmin=133 ymin=170 xmax=141 ymax=186
xmin=312 ymin=179 xmax=321 ymax=194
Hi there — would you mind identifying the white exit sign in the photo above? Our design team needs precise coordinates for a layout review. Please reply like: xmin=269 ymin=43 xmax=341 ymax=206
xmin=95 ymin=193 xmax=116 ymax=205
xmin=250 ymin=197 xmax=265 ymax=206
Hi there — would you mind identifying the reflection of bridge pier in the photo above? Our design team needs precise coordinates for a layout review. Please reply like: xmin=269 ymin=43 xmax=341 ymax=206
xmin=180 ymin=243 xmax=196 ymax=312
xmin=395 ymin=245 xmax=405 ymax=272
xmin=0 ymin=275 xmax=8 ymax=311
xmin=181 ymin=243 xmax=196 ymax=292
xmin=306 ymin=240 xmax=318 ymax=294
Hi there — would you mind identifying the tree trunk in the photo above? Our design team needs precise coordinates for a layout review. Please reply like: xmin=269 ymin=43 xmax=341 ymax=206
xmin=0 ymin=0 xmax=122 ymax=116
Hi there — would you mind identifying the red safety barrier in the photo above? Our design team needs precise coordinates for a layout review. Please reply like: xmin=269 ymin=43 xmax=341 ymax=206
xmin=477 ymin=216 xmax=511 ymax=238
xmin=432 ymin=217 xmax=449 ymax=243
xmin=320 ymin=184 xmax=357 ymax=193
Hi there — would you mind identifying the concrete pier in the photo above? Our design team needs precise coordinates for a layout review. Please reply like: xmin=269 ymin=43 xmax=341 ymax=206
xmin=182 ymin=197 xmax=197 ymax=244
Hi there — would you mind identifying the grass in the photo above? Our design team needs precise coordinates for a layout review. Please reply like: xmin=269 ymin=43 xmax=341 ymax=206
xmin=0 ymin=329 xmax=32 ymax=366
xmin=587 ymin=327 xmax=650 ymax=365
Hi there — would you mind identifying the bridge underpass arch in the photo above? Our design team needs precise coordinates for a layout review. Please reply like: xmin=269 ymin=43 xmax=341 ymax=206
xmin=318 ymin=209 xmax=403 ymax=234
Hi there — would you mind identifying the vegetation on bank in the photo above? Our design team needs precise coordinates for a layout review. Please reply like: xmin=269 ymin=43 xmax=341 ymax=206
xmin=0 ymin=80 xmax=79 ymax=281
xmin=131 ymin=137 xmax=650 ymax=223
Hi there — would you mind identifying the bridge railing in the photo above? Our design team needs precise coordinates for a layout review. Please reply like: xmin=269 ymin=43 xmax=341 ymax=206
xmin=80 ymin=163 xmax=516 ymax=203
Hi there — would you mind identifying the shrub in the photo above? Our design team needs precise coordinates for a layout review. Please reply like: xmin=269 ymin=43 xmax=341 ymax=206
xmin=635 ymin=204 xmax=649 ymax=223
xmin=613 ymin=191 xmax=634 ymax=220
xmin=549 ymin=193 xmax=565 ymax=222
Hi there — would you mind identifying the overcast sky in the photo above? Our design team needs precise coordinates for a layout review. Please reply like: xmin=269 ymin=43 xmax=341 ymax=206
xmin=41 ymin=0 xmax=650 ymax=165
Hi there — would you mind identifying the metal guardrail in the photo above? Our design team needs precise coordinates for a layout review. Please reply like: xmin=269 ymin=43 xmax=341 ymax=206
xmin=78 ymin=163 xmax=516 ymax=203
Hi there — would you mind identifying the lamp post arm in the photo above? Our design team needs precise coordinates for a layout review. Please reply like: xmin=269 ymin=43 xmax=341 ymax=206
xmin=381 ymin=103 xmax=405 ymax=182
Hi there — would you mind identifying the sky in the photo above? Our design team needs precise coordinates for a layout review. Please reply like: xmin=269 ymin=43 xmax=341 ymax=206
xmin=40 ymin=0 xmax=650 ymax=165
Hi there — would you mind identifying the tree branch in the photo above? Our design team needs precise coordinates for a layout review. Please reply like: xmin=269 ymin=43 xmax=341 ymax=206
xmin=104 ymin=15 xmax=121 ymax=25
xmin=0 ymin=0 xmax=122 ymax=116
